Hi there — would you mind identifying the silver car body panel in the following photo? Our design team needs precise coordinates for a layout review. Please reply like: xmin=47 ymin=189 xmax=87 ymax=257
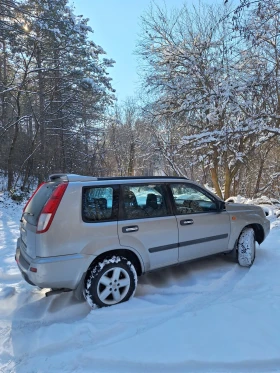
xmin=177 ymin=211 xmax=231 ymax=262
xmin=16 ymin=239 xmax=95 ymax=289
xmin=226 ymin=203 xmax=270 ymax=249
xmin=118 ymin=215 xmax=178 ymax=271
xmin=20 ymin=221 xmax=37 ymax=259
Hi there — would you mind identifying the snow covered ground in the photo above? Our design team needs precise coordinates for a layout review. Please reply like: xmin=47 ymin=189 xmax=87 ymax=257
xmin=1 ymin=195 xmax=280 ymax=373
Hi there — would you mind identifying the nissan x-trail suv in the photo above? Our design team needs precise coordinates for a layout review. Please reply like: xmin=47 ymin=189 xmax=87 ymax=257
xmin=16 ymin=174 xmax=270 ymax=308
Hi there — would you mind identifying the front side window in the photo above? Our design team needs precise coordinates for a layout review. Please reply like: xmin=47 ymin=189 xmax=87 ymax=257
xmin=82 ymin=186 xmax=118 ymax=222
xmin=170 ymin=184 xmax=217 ymax=215
xmin=121 ymin=184 xmax=169 ymax=220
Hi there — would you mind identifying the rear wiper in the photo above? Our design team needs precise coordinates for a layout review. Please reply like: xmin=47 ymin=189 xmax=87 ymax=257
xmin=23 ymin=212 xmax=34 ymax=216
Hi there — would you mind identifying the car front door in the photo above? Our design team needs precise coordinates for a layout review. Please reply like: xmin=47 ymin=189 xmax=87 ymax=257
xmin=118 ymin=183 xmax=178 ymax=271
xmin=169 ymin=183 xmax=230 ymax=262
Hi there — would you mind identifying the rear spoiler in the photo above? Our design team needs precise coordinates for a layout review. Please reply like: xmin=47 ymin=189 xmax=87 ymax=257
xmin=49 ymin=174 xmax=98 ymax=182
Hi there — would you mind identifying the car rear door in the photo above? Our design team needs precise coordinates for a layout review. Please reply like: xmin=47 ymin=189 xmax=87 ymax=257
xmin=80 ymin=184 xmax=120 ymax=256
xmin=20 ymin=182 xmax=59 ymax=259
xmin=118 ymin=183 xmax=178 ymax=271
xmin=169 ymin=183 xmax=230 ymax=262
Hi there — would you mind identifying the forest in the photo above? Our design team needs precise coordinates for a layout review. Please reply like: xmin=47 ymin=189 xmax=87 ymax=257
xmin=1 ymin=0 xmax=280 ymax=200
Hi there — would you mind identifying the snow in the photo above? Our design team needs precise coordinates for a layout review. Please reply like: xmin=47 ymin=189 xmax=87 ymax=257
xmin=226 ymin=196 xmax=280 ymax=219
xmin=81 ymin=77 xmax=106 ymax=93
xmin=1 ymin=196 xmax=280 ymax=372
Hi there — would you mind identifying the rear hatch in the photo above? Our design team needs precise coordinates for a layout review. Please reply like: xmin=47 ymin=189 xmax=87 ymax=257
xmin=20 ymin=182 xmax=61 ymax=258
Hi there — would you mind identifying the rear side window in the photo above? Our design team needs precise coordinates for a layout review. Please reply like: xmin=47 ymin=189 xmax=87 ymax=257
xmin=121 ymin=184 xmax=169 ymax=220
xmin=82 ymin=186 xmax=119 ymax=222
xmin=24 ymin=182 xmax=58 ymax=225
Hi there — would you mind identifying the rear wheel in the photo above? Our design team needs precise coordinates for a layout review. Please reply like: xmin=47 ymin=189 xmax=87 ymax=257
xmin=84 ymin=256 xmax=137 ymax=308
xmin=237 ymin=227 xmax=256 ymax=267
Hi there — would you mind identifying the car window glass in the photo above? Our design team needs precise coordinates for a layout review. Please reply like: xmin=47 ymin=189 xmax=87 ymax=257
xmin=24 ymin=182 xmax=58 ymax=225
xmin=122 ymin=184 xmax=168 ymax=219
xmin=170 ymin=184 xmax=217 ymax=214
xmin=82 ymin=186 xmax=118 ymax=222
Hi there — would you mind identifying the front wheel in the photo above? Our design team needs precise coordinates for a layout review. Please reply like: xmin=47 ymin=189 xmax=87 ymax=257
xmin=237 ymin=227 xmax=256 ymax=267
xmin=84 ymin=256 xmax=137 ymax=308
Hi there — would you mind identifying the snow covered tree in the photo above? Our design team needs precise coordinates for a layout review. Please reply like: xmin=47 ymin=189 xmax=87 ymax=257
xmin=137 ymin=2 xmax=274 ymax=199
xmin=106 ymin=99 xmax=154 ymax=176
xmin=0 ymin=0 xmax=115 ymax=191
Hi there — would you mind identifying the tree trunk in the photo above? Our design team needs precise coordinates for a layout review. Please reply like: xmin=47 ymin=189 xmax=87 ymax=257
xmin=127 ymin=141 xmax=135 ymax=176
xmin=0 ymin=41 xmax=8 ymax=130
xmin=223 ymin=165 xmax=232 ymax=200
xmin=7 ymin=93 xmax=21 ymax=191
xmin=210 ymin=148 xmax=223 ymax=198
xmin=210 ymin=167 xmax=223 ymax=199
xmin=254 ymin=159 xmax=264 ymax=196
xmin=37 ymin=44 xmax=46 ymax=182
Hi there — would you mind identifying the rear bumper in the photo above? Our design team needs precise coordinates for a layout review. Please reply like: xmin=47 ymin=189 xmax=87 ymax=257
xmin=16 ymin=238 xmax=95 ymax=289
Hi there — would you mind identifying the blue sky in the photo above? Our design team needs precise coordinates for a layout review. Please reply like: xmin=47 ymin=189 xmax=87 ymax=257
xmin=72 ymin=0 xmax=223 ymax=103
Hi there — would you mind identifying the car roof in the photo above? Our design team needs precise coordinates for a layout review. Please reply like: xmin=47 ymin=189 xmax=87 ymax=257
xmin=48 ymin=173 xmax=222 ymax=201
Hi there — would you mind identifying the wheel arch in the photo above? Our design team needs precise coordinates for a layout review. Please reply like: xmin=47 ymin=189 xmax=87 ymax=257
xmin=87 ymin=249 xmax=144 ymax=276
xmin=240 ymin=223 xmax=264 ymax=244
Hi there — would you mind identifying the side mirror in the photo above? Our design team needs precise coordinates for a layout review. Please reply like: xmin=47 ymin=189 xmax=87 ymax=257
xmin=216 ymin=201 xmax=225 ymax=212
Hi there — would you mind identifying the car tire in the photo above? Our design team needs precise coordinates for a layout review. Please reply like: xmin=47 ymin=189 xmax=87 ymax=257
xmin=237 ymin=227 xmax=256 ymax=267
xmin=84 ymin=256 xmax=137 ymax=308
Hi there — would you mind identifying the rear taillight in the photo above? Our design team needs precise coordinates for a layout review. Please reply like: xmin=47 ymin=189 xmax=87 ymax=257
xmin=37 ymin=183 xmax=68 ymax=234
xmin=23 ymin=182 xmax=45 ymax=213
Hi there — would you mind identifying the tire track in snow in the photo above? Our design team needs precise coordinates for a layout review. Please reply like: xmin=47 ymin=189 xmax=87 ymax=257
xmin=67 ymin=357 xmax=280 ymax=373
xmin=4 ymin=259 xmax=253 ymax=372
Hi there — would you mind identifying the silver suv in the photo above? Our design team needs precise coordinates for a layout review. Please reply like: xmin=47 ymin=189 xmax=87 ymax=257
xmin=15 ymin=174 xmax=270 ymax=308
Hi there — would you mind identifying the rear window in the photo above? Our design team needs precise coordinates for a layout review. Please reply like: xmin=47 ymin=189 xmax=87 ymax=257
xmin=24 ymin=182 xmax=59 ymax=225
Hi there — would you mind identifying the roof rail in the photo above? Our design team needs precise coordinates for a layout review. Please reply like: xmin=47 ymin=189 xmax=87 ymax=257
xmin=97 ymin=176 xmax=188 ymax=180
xmin=49 ymin=174 xmax=188 ymax=182
xmin=49 ymin=174 xmax=98 ymax=182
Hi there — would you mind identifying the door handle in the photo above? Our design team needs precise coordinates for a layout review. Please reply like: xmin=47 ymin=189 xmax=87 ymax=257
xmin=122 ymin=225 xmax=139 ymax=233
xmin=180 ymin=219 xmax=194 ymax=226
